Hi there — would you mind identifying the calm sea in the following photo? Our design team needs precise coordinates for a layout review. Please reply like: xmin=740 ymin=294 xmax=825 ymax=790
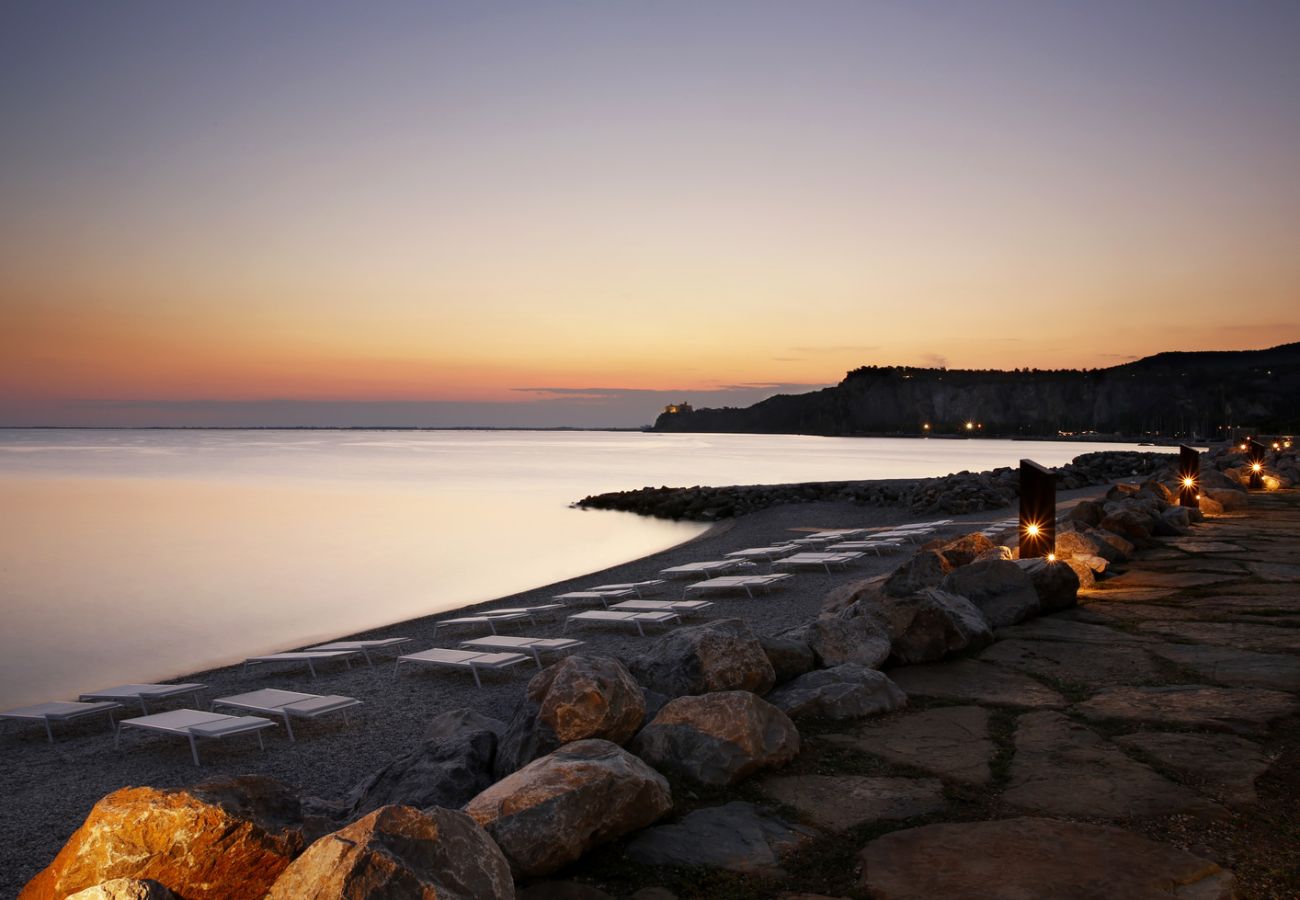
xmin=0 ymin=430 xmax=1155 ymax=708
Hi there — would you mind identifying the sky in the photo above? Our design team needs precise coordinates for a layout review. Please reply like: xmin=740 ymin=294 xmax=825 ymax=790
xmin=2 ymin=1 xmax=1298 ymax=428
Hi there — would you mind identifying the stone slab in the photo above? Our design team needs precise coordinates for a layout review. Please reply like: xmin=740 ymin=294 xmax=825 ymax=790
xmin=1114 ymin=732 xmax=1271 ymax=808
xmin=859 ymin=817 xmax=1234 ymax=900
xmin=759 ymin=775 xmax=945 ymax=831
xmin=1079 ymin=587 xmax=1178 ymax=603
xmin=1136 ymin=622 xmax=1300 ymax=654
xmin=980 ymin=639 xmax=1161 ymax=686
xmin=823 ymin=706 xmax=993 ymax=785
xmin=993 ymin=618 xmax=1152 ymax=645
xmin=1077 ymin=602 xmax=1211 ymax=623
xmin=624 ymin=802 xmax=817 ymax=875
xmin=1163 ymin=540 xmax=1244 ymax=553
xmin=1101 ymin=571 xmax=1239 ymax=590
xmin=1003 ymin=711 xmax=1214 ymax=819
xmin=1246 ymin=561 xmax=1300 ymax=582
xmin=1072 ymin=685 xmax=1298 ymax=736
xmin=886 ymin=659 xmax=1066 ymax=709
xmin=1146 ymin=642 xmax=1300 ymax=692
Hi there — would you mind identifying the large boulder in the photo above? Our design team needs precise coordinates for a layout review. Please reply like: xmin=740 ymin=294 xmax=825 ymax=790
xmin=1090 ymin=528 xmax=1135 ymax=562
xmin=1204 ymin=487 xmax=1248 ymax=510
xmin=882 ymin=551 xmax=952 ymax=596
xmin=346 ymin=709 xmax=504 ymax=816
xmin=940 ymin=560 xmax=1040 ymax=628
xmin=792 ymin=601 xmax=892 ymax=669
xmin=1055 ymin=529 xmax=1103 ymax=560
xmin=766 ymin=664 xmax=906 ymax=720
xmin=877 ymin=588 xmax=993 ymax=664
xmin=496 ymin=655 xmax=644 ymax=777
xmin=1063 ymin=557 xmax=1095 ymax=590
xmin=1157 ymin=505 xmax=1193 ymax=536
xmin=1015 ymin=558 xmax=1079 ymax=613
xmin=266 ymin=806 xmax=513 ymax=900
xmin=932 ymin=533 xmax=995 ymax=568
xmin=630 ymin=619 xmax=775 ymax=698
xmin=758 ymin=633 xmax=816 ymax=684
xmin=1064 ymin=499 xmax=1104 ymax=527
xmin=1099 ymin=508 xmax=1155 ymax=545
xmin=67 ymin=882 xmax=176 ymax=900
xmin=21 ymin=777 xmax=318 ymax=900
xmin=465 ymin=740 xmax=671 ymax=877
xmin=631 ymin=691 xmax=800 ymax=787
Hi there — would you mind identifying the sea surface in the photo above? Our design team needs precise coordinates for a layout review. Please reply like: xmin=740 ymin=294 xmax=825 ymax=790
xmin=0 ymin=429 xmax=1158 ymax=708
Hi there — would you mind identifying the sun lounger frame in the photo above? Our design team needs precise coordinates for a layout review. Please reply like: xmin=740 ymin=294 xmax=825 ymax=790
xmin=1 ymin=701 xmax=122 ymax=743
xmin=116 ymin=709 xmax=277 ymax=765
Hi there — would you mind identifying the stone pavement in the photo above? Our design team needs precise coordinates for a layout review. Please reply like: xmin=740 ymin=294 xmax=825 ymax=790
xmin=566 ymin=491 xmax=1300 ymax=899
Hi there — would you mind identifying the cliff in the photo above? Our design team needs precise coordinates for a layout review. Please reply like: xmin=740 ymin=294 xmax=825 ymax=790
xmin=652 ymin=343 xmax=1300 ymax=438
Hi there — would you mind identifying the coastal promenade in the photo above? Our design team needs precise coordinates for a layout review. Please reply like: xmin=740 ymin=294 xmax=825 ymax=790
xmin=548 ymin=490 xmax=1300 ymax=899
xmin=8 ymin=482 xmax=1298 ymax=898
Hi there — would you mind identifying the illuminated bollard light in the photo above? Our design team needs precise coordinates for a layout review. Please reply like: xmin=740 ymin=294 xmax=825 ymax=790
xmin=1178 ymin=444 xmax=1200 ymax=509
xmin=1019 ymin=459 xmax=1056 ymax=559
xmin=1247 ymin=439 xmax=1266 ymax=490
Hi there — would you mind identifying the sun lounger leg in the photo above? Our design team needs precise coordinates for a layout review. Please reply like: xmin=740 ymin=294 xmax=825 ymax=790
xmin=257 ymin=731 xmax=266 ymax=751
xmin=282 ymin=713 xmax=295 ymax=742
xmin=43 ymin=717 xmax=54 ymax=744
xmin=486 ymin=619 xmax=499 ymax=635
xmin=531 ymin=649 xmax=542 ymax=668
xmin=471 ymin=666 xmax=483 ymax=689
xmin=634 ymin=621 xmax=645 ymax=637
xmin=306 ymin=659 xmax=317 ymax=678
xmin=188 ymin=735 xmax=201 ymax=766
xmin=360 ymin=649 xmax=374 ymax=666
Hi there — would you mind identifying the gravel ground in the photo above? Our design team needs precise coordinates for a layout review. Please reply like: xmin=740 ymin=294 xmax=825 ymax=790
xmin=0 ymin=484 xmax=1117 ymax=895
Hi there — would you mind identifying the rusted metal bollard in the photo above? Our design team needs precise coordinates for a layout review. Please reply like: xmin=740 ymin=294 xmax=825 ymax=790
xmin=1247 ymin=439 xmax=1266 ymax=490
xmin=1178 ymin=444 xmax=1200 ymax=508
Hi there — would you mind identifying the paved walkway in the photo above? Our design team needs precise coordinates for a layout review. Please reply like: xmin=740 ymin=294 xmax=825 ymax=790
xmin=551 ymin=491 xmax=1300 ymax=899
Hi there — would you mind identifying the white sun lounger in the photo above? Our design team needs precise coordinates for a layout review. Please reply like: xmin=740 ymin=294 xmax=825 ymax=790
xmin=873 ymin=529 xmax=935 ymax=543
xmin=564 ymin=610 xmax=680 ymax=637
xmin=304 ymin=638 xmax=412 ymax=665
xmin=827 ymin=540 xmax=903 ymax=555
xmin=609 ymin=599 xmax=714 ymax=616
xmin=433 ymin=612 xmax=529 ymax=635
xmin=552 ymin=589 xmax=636 ymax=608
xmin=79 ymin=683 xmax=206 ymax=715
xmin=244 ymin=650 xmax=362 ymax=678
xmin=459 ymin=636 xmax=585 ymax=668
xmin=1 ymin=701 xmax=122 ymax=743
xmin=479 ymin=605 xmax=565 ymax=623
xmin=587 ymin=580 xmax=666 ymax=597
xmin=725 ymin=545 xmax=800 ymax=561
xmin=394 ymin=648 xmax=530 ymax=687
xmin=773 ymin=552 xmax=864 ymax=574
xmin=116 ymin=709 xmax=277 ymax=765
xmin=659 ymin=560 xmax=753 ymax=579
xmin=212 ymin=689 xmax=361 ymax=741
xmin=684 ymin=573 xmax=792 ymax=599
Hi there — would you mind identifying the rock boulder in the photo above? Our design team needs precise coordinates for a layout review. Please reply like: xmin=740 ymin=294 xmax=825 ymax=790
xmin=758 ymin=633 xmax=816 ymax=684
xmin=1015 ymin=558 xmax=1079 ymax=612
xmin=67 ymin=882 xmax=176 ymax=900
xmin=496 ymin=655 xmax=644 ymax=777
xmin=266 ymin=805 xmax=513 ymax=900
xmin=940 ymin=560 xmax=1040 ymax=628
xmin=882 ymin=551 xmax=951 ymax=597
xmin=630 ymin=619 xmax=775 ymax=698
xmin=21 ymin=777 xmax=316 ymax=900
xmin=766 ymin=664 xmax=906 ymax=720
xmin=877 ymin=588 xmax=993 ymax=664
xmin=346 ymin=708 xmax=503 ymax=816
xmin=794 ymin=601 xmax=892 ymax=669
xmin=631 ymin=691 xmax=800 ymax=787
xmin=465 ymin=739 xmax=671 ymax=877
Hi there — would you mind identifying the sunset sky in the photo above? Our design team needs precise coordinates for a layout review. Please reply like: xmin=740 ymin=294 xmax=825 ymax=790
xmin=2 ymin=1 xmax=1298 ymax=427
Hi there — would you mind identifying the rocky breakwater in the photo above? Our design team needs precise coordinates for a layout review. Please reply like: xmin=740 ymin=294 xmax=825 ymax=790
xmin=574 ymin=449 xmax=1172 ymax=520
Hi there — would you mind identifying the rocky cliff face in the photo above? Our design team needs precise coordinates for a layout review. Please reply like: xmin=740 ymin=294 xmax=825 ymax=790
xmin=654 ymin=344 xmax=1300 ymax=437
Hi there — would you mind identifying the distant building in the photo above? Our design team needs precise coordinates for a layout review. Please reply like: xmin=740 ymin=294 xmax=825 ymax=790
xmin=663 ymin=402 xmax=693 ymax=415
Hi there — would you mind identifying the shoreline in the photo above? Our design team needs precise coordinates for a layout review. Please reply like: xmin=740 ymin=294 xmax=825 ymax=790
xmin=0 ymin=478 xmax=1127 ymax=896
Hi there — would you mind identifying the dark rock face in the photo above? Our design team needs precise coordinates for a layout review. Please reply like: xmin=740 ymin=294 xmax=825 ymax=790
xmin=931 ymin=532 xmax=996 ymax=568
xmin=792 ymin=601 xmax=892 ymax=668
xmin=1015 ymin=558 xmax=1080 ymax=613
xmin=758 ymin=633 xmax=816 ymax=684
xmin=630 ymin=619 xmax=776 ymax=699
xmin=766 ymin=664 xmax=907 ymax=720
xmin=266 ymin=806 xmax=514 ymax=900
xmin=496 ymin=656 xmax=645 ymax=778
xmin=625 ymin=802 xmax=817 ymax=874
xmin=346 ymin=709 xmax=504 ymax=817
xmin=877 ymin=588 xmax=994 ymax=664
xmin=883 ymin=551 xmax=952 ymax=596
xmin=631 ymin=691 xmax=800 ymax=787
xmin=941 ymin=560 xmax=1041 ymax=628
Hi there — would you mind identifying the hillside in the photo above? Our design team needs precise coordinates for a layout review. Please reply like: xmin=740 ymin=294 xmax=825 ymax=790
xmin=652 ymin=343 xmax=1300 ymax=438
